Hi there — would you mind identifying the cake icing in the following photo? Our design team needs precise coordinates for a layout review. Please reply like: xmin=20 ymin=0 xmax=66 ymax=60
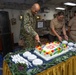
xmin=34 ymin=41 xmax=69 ymax=61
xmin=36 ymin=41 xmax=66 ymax=56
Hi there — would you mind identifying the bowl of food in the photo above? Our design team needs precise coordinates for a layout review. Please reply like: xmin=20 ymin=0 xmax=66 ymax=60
xmin=68 ymin=42 xmax=74 ymax=47
xmin=62 ymin=40 xmax=68 ymax=44
xmin=74 ymin=43 xmax=76 ymax=47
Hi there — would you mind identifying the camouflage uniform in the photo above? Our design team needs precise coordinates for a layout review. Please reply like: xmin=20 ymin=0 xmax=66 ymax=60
xmin=68 ymin=17 xmax=76 ymax=42
xmin=19 ymin=9 xmax=38 ymax=49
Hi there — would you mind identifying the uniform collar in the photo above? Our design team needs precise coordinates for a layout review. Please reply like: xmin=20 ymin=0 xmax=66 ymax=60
xmin=28 ymin=9 xmax=35 ymax=17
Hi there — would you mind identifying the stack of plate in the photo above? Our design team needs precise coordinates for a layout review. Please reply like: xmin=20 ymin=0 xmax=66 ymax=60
xmin=32 ymin=58 xmax=43 ymax=66
xmin=23 ymin=51 xmax=31 ymax=57
xmin=27 ymin=54 xmax=37 ymax=61
xmin=23 ymin=51 xmax=43 ymax=66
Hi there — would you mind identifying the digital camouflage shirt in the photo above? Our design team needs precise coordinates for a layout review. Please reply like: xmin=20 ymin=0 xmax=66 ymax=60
xmin=20 ymin=9 xmax=38 ymax=49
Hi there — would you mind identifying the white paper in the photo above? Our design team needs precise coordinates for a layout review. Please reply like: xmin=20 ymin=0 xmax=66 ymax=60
xmin=37 ymin=22 xmax=43 ymax=28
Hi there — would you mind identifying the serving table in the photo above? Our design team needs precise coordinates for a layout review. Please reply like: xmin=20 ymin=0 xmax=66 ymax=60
xmin=3 ymin=49 xmax=76 ymax=75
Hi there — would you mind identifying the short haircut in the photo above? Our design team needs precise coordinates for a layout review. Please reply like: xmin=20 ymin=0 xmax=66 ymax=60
xmin=57 ymin=11 xmax=64 ymax=16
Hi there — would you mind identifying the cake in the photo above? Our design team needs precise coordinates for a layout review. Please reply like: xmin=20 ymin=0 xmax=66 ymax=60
xmin=36 ymin=41 xmax=63 ymax=56
xmin=34 ymin=41 xmax=69 ymax=61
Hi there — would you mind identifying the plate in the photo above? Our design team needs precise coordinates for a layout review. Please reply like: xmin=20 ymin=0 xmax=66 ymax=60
xmin=32 ymin=58 xmax=43 ymax=66
xmin=68 ymin=42 xmax=74 ymax=47
xmin=23 ymin=51 xmax=31 ymax=57
xmin=74 ymin=44 xmax=76 ymax=47
xmin=27 ymin=54 xmax=37 ymax=61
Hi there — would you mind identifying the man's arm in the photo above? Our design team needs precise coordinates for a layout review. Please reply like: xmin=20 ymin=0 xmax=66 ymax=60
xmin=23 ymin=12 xmax=37 ymax=37
xmin=23 ymin=12 xmax=40 ymax=42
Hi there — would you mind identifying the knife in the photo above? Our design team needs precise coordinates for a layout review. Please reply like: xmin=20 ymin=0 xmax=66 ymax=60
xmin=38 ymin=41 xmax=42 ymax=46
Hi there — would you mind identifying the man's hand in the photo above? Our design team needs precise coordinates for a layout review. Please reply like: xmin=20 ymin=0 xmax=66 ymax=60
xmin=64 ymin=35 xmax=68 ymax=41
xmin=18 ymin=39 xmax=25 ymax=47
xmin=35 ymin=34 xmax=40 ymax=42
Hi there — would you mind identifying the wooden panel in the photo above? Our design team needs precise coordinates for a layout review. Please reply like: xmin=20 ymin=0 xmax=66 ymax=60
xmin=0 ymin=33 xmax=14 ymax=51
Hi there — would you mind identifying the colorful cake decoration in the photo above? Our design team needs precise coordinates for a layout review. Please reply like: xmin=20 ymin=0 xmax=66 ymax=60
xmin=35 ymin=41 xmax=68 ymax=56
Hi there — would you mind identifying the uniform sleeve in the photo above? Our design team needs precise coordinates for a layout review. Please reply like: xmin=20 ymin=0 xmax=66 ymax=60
xmin=63 ymin=21 xmax=65 ymax=28
xmin=23 ymin=12 xmax=37 ymax=37
xmin=68 ymin=19 xmax=73 ymax=27
xmin=50 ymin=20 xmax=55 ymax=29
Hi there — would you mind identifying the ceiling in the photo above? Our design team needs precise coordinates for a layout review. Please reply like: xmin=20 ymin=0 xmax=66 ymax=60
xmin=43 ymin=0 xmax=76 ymax=6
xmin=0 ymin=0 xmax=76 ymax=10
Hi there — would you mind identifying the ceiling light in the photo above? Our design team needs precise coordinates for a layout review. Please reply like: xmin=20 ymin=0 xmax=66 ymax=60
xmin=64 ymin=2 xmax=76 ymax=6
xmin=55 ymin=7 xmax=65 ymax=10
